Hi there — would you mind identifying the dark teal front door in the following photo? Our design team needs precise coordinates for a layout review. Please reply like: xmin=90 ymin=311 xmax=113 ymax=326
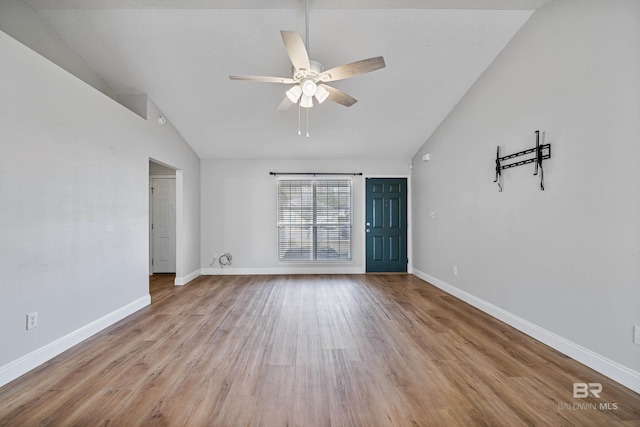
xmin=365 ymin=178 xmax=408 ymax=272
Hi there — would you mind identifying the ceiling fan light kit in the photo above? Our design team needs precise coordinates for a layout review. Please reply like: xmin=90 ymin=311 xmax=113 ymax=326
xmin=286 ymin=85 xmax=302 ymax=103
xmin=229 ymin=0 xmax=386 ymax=136
xmin=300 ymin=95 xmax=313 ymax=109
xmin=301 ymin=80 xmax=317 ymax=97
xmin=314 ymin=85 xmax=329 ymax=104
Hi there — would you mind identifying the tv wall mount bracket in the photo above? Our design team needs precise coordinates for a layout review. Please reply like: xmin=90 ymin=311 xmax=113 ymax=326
xmin=494 ymin=130 xmax=550 ymax=192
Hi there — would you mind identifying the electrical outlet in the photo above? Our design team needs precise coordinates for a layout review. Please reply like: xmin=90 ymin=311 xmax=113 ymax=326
xmin=26 ymin=312 xmax=38 ymax=330
xmin=634 ymin=325 xmax=640 ymax=345
xmin=452 ymin=266 xmax=458 ymax=276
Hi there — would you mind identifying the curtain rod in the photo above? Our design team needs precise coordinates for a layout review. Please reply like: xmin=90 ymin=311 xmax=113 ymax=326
xmin=269 ymin=172 xmax=362 ymax=176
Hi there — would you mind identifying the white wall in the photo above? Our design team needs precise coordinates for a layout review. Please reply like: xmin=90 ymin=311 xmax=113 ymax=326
xmin=0 ymin=0 xmax=116 ymax=100
xmin=411 ymin=0 xmax=640 ymax=392
xmin=0 ymin=30 xmax=200 ymax=385
xmin=201 ymin=158 xmax=410 ymax=274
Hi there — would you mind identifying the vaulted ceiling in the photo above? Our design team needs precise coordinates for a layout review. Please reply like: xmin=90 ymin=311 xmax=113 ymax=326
xmin=24 ymin=0 xmax=550 ymax=160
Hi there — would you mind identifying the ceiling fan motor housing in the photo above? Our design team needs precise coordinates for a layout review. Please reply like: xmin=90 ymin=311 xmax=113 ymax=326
xmin=293 ymin=60 xmax=325 ymax=83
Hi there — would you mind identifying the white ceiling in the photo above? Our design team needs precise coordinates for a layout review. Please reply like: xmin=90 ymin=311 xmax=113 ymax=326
xmin=25 ymin=0 xmax=550 ymax=161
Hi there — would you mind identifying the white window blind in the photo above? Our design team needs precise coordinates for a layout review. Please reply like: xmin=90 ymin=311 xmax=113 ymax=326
xmin=277 ymin=178 xmax=352 ymax=261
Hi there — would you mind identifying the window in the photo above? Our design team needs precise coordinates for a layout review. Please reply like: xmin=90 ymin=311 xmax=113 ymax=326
xmin=277 ymin=178 xmax=352 ymax=261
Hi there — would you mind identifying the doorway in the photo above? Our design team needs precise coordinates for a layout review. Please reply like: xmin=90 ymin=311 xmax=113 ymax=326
xmin=149 ymin=161 xmax=176 ymax=275
xmin=365 ymin=177 xmax=408 ymax=272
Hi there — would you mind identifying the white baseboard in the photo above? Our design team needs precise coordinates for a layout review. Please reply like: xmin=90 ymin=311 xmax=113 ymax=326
xmin=411 ymin=269 xmax=640 ymax=394
xmin=201 ymin=266 xmax=365 ymax=276
xmin=0 ymin=295 xmax=150 ymax=388
xmin=174 ymin=269 xmax=201 ymax=286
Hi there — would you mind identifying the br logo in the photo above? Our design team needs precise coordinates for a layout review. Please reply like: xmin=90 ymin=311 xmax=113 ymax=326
xmin=573 ymin=383 xmax=602 ymax=398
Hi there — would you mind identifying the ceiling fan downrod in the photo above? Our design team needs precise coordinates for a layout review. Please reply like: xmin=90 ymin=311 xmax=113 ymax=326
xmin=305 ymin=0 xmax=310 ymax=54
xmin=302 ymin=0 xmax=310 ymax=138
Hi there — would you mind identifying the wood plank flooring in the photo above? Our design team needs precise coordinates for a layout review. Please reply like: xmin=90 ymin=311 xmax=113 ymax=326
xmin=1 ymin=274 xmax=638 ymax=426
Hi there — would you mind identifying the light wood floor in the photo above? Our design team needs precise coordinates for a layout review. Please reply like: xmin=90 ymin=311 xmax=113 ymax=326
xmin=1 ymin=274 xmax=638 ymax=426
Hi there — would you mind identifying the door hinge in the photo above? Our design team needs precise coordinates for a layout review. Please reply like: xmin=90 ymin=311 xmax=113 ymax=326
xmin=151 ymin=187 xmax=154 ymax=194
xmin=152 ymin=258 xmax=154 ymax=265
xmin=151 ymin=223 xmax=154 ymax=230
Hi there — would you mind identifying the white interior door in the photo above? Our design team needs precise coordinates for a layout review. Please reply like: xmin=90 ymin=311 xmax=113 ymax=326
xmin=151 ymin=177 xmax=176 ymax=273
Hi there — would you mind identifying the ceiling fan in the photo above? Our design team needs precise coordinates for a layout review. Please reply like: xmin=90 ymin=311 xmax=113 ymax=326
xmin=228 ymin=1 xmax=386 ymax=114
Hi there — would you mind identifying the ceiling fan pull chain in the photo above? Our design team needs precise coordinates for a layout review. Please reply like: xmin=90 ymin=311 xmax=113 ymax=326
xmin=298 ymin=103 xmax=302 ymax=136
xmin=306 ymin=107 xmax=310 ymax=137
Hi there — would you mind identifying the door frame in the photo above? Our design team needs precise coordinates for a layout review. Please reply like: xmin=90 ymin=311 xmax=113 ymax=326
xmin=149 ymin=158 xmax=186 ymax=285
xmin=362 ymin=174 xmax=412 ymax=273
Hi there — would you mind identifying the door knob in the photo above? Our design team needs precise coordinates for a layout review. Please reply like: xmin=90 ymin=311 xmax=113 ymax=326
xmin=366 ymin=229 xmax=370 ymax=233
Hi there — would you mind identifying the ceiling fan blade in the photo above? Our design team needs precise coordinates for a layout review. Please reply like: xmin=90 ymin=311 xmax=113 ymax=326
xmin=281 ymin=30 xmax=311 ymax=72
xmin=229 ymin=75 xmax=295 ymax=84
xmin=319 ymin=56 xmax=386 ymax=83
xmin=322 ymin=84 xmax=357 ymax=107
xmin=276 ymin=96 xmax=294 ymax=111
